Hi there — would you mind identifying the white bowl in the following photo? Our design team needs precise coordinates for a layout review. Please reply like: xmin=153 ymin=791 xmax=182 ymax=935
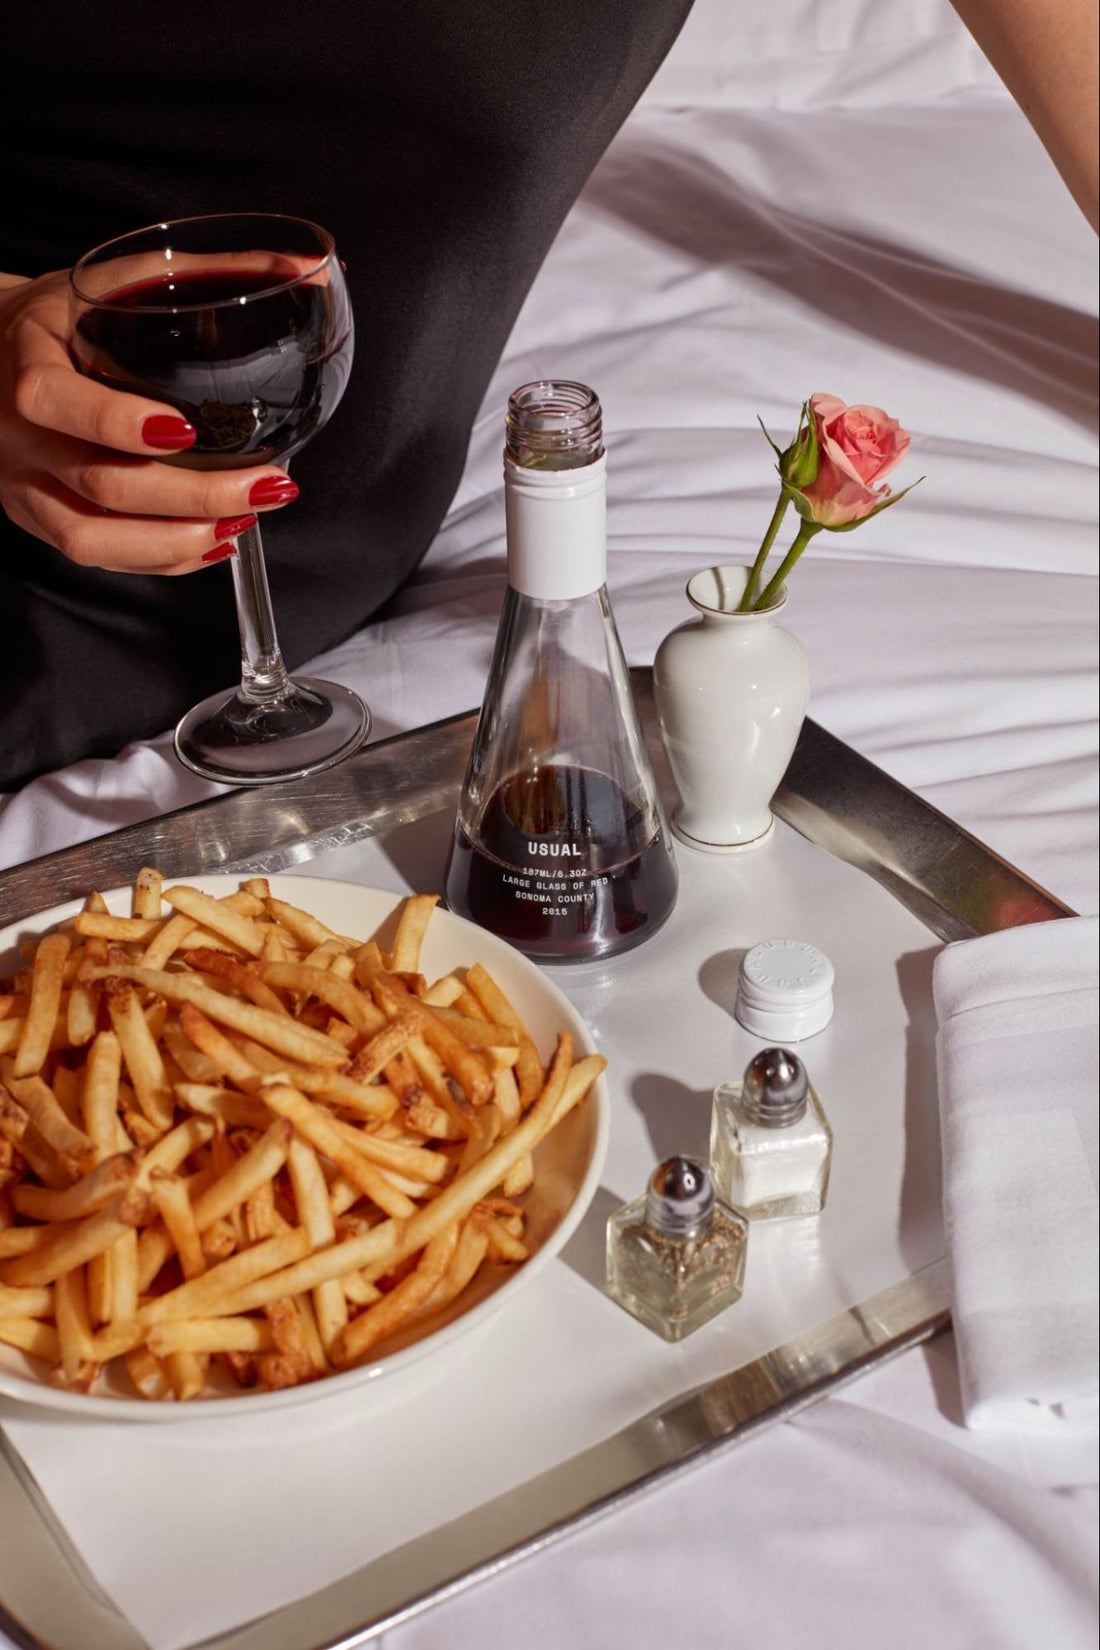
xmin=0 ymin=875 xmax=609 ymax=1421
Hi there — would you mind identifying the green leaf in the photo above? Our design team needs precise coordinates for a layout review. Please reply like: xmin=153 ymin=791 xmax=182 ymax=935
xmin=757 ymin=415 xmax=782 ymax=459
xmin=781 ymin=480 xmax=818 ymax=522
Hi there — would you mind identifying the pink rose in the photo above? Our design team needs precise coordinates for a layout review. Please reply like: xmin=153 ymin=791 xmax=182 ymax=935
xmin=799 ymin=393 xmax=910 ymax=528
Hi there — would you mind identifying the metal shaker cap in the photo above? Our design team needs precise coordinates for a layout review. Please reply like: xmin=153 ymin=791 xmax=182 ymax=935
xmin=741 ymin=1048 xmax=809 ymax=1128
xmin=645 ymin=1156 xmax=715 ymax=1237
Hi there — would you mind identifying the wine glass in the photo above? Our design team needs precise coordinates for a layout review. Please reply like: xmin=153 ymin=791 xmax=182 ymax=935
xmin=69 ymin=213 xmax=369 ymax=784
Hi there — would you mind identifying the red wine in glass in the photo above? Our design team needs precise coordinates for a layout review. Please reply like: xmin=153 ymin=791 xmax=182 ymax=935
xmin=73 ymin=266 xmax=351 ymax=470
xmin=69 ymin=215 xmax=368 ymax=784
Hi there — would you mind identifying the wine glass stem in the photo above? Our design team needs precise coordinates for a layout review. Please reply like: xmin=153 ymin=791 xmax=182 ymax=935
xmin=230 ymin=522 xmax=292 ymax=704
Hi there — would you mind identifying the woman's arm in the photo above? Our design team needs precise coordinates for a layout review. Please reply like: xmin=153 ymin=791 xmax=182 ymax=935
xmin=950 ymin=0 xmax=1099 ymax=231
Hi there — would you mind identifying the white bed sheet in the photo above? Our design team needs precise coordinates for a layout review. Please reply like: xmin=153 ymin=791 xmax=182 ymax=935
xmin=1 ymin=2 xmax=1097 ymax=1646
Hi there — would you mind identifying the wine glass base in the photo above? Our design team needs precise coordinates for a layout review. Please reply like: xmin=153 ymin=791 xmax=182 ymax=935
xmin=174 ymin=677 xmax=370 ymax=785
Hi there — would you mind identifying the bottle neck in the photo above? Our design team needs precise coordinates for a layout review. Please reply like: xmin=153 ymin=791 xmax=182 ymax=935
xmin=504 ymin=453 xmax=608 ymax=601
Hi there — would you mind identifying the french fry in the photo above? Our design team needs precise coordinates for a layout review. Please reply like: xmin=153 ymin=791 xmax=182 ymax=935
xmin=109 ymin=1229 xmax=140 ymax=1322
xmin=66 ymin=963 xmax=100 ymax=1049
xmin=421 ymin=974 xmax=465 ymax=1009
xmin=3 ymin=1066 xmax=95 ymax=1163
xmin=501 ymin=1153 xmax=534 ymax=1198
xmin=0 ymin=1020 xmax=26 ymax=1056
xmin=493 ymin=1066 xmax=522 ymax=1128
xmin=257 ymin=963 xmax=382 ymax=1037
xmin=105 ymin=982 xmax=174 ymax=1131
xmin=260 ymin=926 xmax=288 ymax=963
xmin=149 ymin=1174 xmax=206 ymax=1281
xmin=178 ymin=1003 xmax=264 ymax=1091
xmin=231 ymin=1039 xmax=397 ymax=1121
xmin=478 ymin=1213 xmax=529 ymax=1264
xmin=173 ymin=1084 xmax=271 ymax=1131
xmin=140 ymin=913 xmax=197 ymax=971
xmin=54 ymin=1267 xmax=98 ymax=1386
xmin=365 ymin=1034 xmax=572 ymax=1279
xmin=163 ymin=886 xmax=266 ymax=957
xmin=0 ymin=1088 xmax=75 ymax=1188
xmin=136 ymin=1115 xmax=214 ymax=1183
xmin=165 ymin=1351 xmax=208 ymax=1401
xmin=430 ymin=1008 xmax=520 ymax=1050
xmin=162 ymin=1016 xmax=221 ymax=1083
xmin=409 ymin=1218 xmax=489 ymax=1323
xmin=85 ymin=966 xmax=350 ymax=1067
xmin=201 ymin=1221 xmax=238 ymax=1263
xmin=345 ymin=1013 xmax=418 ymax=1084
xmin=140 ymin=1229 xmax=312 ymax=1325
xmin=126 ymin=1346 xmax=173 ymax=1400
xmin=263 ymin=897 xmax=350 ymax=952
xmin=0 ymin=1317 xmax=60 ymax=1361
xmin=388 ymin=894 xmax=439 ymax=973
xmin=132 ymin=867 xmax=164 ymax=920
xmin=0 ymin=1284 xmax=53 ymax=1318
xmin=359 ymin=968 xmax=493 ymax=1107
xmin=328 ymin=1117 xmax=449 ymax=1184
xmin=0 ymin=1227 xmax=50 ymax=1259
xmin=286 ymin=1138 xmax=347 ymax=1357
xmin=74 ymin=914 xmax=163 ymax=943
xmin=182 ymin=948 xmax=288 ymax=1015
xmin=51 ymin=1064 xmax=83 ymax=1128
xmin=146 ymin=1318 xmax=276 ymax=1358
xmin=12 ymin=1151 xmax=138 ymax=1222
xmin=2 ymin=1183 xmax=152 ymax=1288
xmin=466 ymin=963 xmax=544 ymax=1107
xmin=137 ymin=1120 xmax=292 ymax=1290
xmin=258 ymin=1083 xmax=416 ymax=1219
xmin=13 ymin=932 xmax=70 ymax=1077
xmin=332 ymin=1223 xmax=459 ymax=1366
xmin=80 ymin=1031 xmax=122 ymax=1161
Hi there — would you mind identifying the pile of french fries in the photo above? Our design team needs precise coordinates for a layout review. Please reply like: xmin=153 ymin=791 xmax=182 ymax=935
xmin=0 ymin=872 xmax=604 ymax=1401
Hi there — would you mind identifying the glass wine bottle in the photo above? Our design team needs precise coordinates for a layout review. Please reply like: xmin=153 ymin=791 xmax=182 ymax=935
xmin=444 ymin=381 xmax=677 ymax=963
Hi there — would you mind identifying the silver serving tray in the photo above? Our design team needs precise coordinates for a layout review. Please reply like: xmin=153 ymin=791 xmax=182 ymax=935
xmin=0 ymin=672 xmax=1073 ymax=1650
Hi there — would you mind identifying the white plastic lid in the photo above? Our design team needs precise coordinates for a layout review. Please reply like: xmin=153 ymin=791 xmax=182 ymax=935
xmin=504 ymin=453 xmax=607 ymax=600
xmin=735 ymin=939 xmax=834 ymax=1041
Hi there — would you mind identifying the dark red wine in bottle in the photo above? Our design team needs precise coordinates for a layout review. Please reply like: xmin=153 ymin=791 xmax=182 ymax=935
xmin=446 ymin=765 xmax=677 ymax=962
xmin=72 ymin=267 xmax=352 ymax=467
xmin=443 ymin=381 xmax=677 ymax=963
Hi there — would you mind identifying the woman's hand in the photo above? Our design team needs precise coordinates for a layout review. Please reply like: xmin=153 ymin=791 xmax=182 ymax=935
xmin=0 ymin=270 xmax=301 ymax=576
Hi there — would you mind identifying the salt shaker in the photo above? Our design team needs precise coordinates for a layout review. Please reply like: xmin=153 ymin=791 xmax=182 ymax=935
xmin=709 ymin=1049 xmax=832 ymax=1220
xmin=606 ymin=1156 xmax=748 ymax=1342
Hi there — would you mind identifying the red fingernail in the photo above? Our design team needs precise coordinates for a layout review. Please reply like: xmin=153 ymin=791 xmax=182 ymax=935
xmin=249 ymin=476 xmax=300 ymax=506
xmin=201 ymin=542 xmax=236 ymax=565
xmin=143 ymin=415 xmax=196 ymax=450
xmin=214 ymin=513 xmax=258 ymax=539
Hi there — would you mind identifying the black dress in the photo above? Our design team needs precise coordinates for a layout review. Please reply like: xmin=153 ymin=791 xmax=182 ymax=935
xmin=1 ymin=0 xmax=692 ymax=791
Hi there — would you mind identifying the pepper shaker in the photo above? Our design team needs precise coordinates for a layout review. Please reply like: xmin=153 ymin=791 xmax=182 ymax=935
xmin=710 ymin=1048 xmax=832 ymax=1220
xmin=606 ymin=1156 xmax=748 ymax=1341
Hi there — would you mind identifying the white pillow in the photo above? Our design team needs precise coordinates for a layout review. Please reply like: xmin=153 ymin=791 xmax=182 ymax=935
xmin=639 ymin=0 xmax=1003 ymax=110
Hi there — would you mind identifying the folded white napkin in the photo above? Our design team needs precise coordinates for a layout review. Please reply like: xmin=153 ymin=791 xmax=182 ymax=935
xmin=934 ymin=916 xmax=1099 ymax=1433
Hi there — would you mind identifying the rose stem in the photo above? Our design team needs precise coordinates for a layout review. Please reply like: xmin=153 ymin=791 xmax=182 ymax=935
xmin=753 ymin=521 xmax=821 ymax=611
xmin=738 ymin=493 xmax=789 ymax=611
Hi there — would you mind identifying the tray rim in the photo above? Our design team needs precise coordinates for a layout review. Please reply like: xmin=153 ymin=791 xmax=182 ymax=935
xmin=0 ymin=677 xmax=1076 ymax=1650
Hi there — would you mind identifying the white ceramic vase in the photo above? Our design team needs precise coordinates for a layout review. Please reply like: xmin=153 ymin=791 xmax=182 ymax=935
xmin=653 ymin=564 xmax=809 ymax=852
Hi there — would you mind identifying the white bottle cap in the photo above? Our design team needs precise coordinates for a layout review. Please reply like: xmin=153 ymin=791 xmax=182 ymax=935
xmin=735 ymin=939 xmax=834 ymax=1041
xmin=504 ymin=453 xmax=607 ymax=600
